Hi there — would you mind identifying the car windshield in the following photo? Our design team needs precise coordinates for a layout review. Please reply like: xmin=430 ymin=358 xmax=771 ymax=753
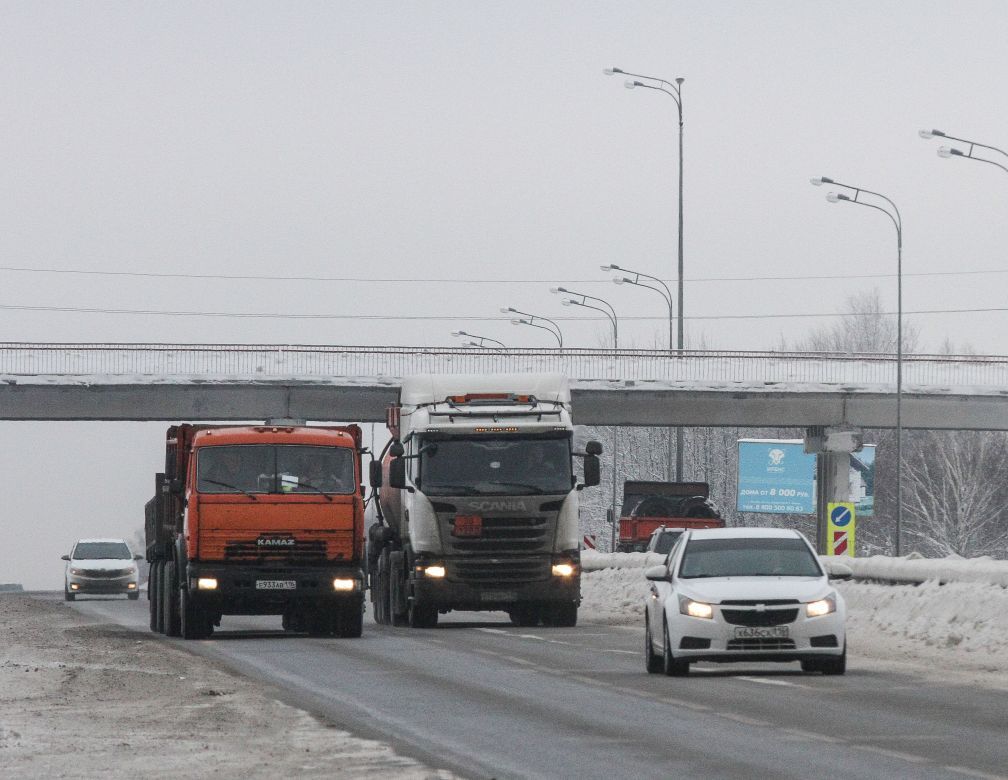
xmin=420 ymin=435 xmax=572 ymax=496
xmin=679 ymin=537 xmax=822 ymax=578
xmin=197 ymin=445 xmax=355 ymax=495
xmin=73 ymin=542 xmax=131 ymax=560
xmin=652 ymin=531 xmax=683 ymax=555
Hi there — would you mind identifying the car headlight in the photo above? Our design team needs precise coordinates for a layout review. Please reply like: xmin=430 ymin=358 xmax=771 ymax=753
xmin=806 ymin=595 xmax=836 ymax=618
xmin=679 ymin=597 xmax=713 ymax=619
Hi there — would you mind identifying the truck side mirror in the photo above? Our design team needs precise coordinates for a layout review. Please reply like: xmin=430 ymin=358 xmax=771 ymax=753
xmin=390 ymin=440 xmax=405 ymax=458
xmin=581 ymin=454 xmax=601 ymax=488
xmin=389 ymin=458 xmax=408 ymax=490
xmin=369 ymin=460 xmax=383 ymax=488
xmin=585 ymin=440 xmax=603 ymax=456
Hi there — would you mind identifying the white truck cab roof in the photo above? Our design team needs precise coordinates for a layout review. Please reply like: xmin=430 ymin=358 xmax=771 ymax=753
xmin=399 ymin=374 xmax=570 ymax=407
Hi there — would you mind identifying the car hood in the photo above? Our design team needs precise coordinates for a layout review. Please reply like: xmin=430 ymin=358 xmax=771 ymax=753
xmin=678 ymin=576 xmax=828 ymax=604
xmin=69 ymin=558 xmax=135 ymax=570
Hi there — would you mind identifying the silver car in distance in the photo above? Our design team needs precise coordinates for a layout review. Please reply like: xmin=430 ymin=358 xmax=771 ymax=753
xmin=644 ymin=527 xmax=848 ymax=676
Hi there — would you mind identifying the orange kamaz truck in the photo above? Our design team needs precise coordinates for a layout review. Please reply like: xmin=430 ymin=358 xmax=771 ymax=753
xmin=145 ymin=422 xmax=366 ymax=639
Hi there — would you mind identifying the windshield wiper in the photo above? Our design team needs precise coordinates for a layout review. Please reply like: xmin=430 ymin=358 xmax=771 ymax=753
xmin=425 ymin=484 xmax=479 ymax=496
xmin=202 ymin=478 xmax=259 ymax=501
xmin=493 ymin=482 xmax=550 ymax=495
xmin=295 ymin=480 xmax=333 ymax=502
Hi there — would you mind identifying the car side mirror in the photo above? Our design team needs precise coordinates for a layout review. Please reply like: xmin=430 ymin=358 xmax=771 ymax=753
xmin=369 ymin=460 xmax=383 ymax=488
xmin=580 ymin=454 xmax=601 ymax=489
xmin=61 ymin=554 xmax=70 ymax=561
xmin=827 ymin=561 xmax=854 ymax=581
xmin=644 ymin=565 xmax=670 ymax=582
xmin=134 ymin=554 xmax=144 ymax=561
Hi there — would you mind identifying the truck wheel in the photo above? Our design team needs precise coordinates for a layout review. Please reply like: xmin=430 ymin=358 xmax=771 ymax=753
xmin=508 ymin=605 xmax=540 ymax=627
xmin=307 ymin=610 xmax=335 ymax=637
xmin=336 ymin=603 xmax=364 ymax=638
xmin=373 ymin=550 xmax=389 ymax=625
xmin=389 ymin=566 xmax=408 ymax=627
xmin=162 ymin=561 xmax=181 ymax=637
xmin=408 ymin=600 xmax=438 ymax=629
xmin=545 ymin=602 xmax=577 ymax=628
xmin=180 ymin=586 xmax=212 ymax=640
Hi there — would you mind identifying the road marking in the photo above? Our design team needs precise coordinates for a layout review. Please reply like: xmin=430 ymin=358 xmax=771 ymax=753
xmin=944 ymin=767 xmax=1008 ymax=780
xmin=855 ymin=744 xmax=931 ymax=764
xmin=781 ymin=728 xmax=844 ymax=744
xmin=474 ymin=627 xmax=637 ymax=655
xmin=718 ymin=712 xmax=771 ymax=727
xmin=735 ymin=675 xmax=800 ymax=688
xmin=500 ymin=655 xmax=535 ymax=666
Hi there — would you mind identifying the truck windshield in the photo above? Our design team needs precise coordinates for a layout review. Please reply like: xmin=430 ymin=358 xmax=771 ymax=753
xmin=197 ymin=445 xmax=355 ymax=495
xmin=73 ymin=541 xmax=131 ymax=560
xmin=679 ymin=538 xmax=822 ymax=578
xmin=420 ymin=435 xmax=572 ymax=496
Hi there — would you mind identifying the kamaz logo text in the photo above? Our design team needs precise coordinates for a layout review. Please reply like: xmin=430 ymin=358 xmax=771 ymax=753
xmin=257 ymin=538 xmax=296 ymax=547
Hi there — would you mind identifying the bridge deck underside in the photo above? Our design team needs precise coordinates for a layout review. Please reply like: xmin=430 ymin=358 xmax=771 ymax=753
xmin=1 ymin=381 xmax=1005 ymax=430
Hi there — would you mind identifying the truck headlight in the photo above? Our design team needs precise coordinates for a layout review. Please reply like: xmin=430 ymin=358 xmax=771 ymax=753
xmin=423 ymin=565 xmax=446 ymax=578
xmin=679 ymin=597 xmax=713 ymax=619
xmin=806 ymin=596 xmax=836 ymax=617
xmin=332 ymin=578 xmax=357 ymax=591
xmin=551 ymin=563 xmax=575 ymax=577
xmin=197 ymin=578 xmax=219 ymax=590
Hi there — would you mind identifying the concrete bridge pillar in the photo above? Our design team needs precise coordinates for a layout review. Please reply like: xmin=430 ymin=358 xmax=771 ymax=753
xmin=806 ymin=427 xmax=863 ymax=555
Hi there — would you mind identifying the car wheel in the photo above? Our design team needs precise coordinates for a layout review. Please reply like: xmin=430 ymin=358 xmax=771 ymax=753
xmin=128 ymin=591 xmax=140 ymax=600
xmin=64 ymin=588 xmax=75 ymax=602
xmin=662 ymin=620 xmax=689 ymax=677
xmin=645 ymin=618 xmax=662 ymax=674
xmin=820 ymin=644 xmax=846 ymax=676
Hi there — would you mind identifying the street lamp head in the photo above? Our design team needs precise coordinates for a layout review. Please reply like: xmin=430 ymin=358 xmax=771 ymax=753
xmin=500 ymin=307 xmax=514 ymax=314
xmin=509 ymin=319 xmax=523 ymax=326
xmin=918 ymin=129 xmax=934 ymax=140
xmin=549 ymin=286 xmax=568 ymax=295
xmin=450 ymin=331 xmax=465 ymax=338
xmin=613 ymin=277 xmax=629 ymax=285
xmin=810 ymin=176 xmax=835 ymax=187
xmin=675 ymin=77 xmax=684 ymax=84
xmin=603 ymin=67 xmax=624 ymax=76
xmin=937 ymin=145 xmax=963 ymax=158
xmin=825 ymin=192 xmax=841 ymax=203
xmin=624 ymin=80 xmax=637 ymax=89
xmin=561 ymin=299 xmax=573 ymax=307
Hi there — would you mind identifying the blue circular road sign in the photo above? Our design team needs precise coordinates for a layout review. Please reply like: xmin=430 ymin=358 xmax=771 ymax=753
xmin=830 ymin=505 xmax=852 ymax=527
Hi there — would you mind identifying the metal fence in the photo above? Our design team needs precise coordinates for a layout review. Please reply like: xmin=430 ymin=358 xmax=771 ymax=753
xmin=2 ymin=343 xmax=1007 ymax=389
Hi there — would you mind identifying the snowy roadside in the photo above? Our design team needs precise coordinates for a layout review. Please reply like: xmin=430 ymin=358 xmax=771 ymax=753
xmin=579 ymin=555 xmax=1008 ymax=689
xmin=0 ymin=594 xmax=453 ymax=779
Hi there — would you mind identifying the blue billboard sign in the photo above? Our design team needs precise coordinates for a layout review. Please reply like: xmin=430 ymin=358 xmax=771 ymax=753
xmin=737 ymin=439 xmax=816 ymax=515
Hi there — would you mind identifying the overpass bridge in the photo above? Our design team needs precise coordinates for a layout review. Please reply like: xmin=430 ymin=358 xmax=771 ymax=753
xmin=2 ymin=343 xmax=1006 ymax=430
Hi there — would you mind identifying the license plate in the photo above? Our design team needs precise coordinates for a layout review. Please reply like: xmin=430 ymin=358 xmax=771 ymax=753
xmin=733 ymin=625 xmax=789 ymax=639
xmin=256 ymin=579 xmax=296 ymax=590
xmin=480 ymin=590 xmax=516 ymax=602
xmin=453 ymin=515 xmax=483 ymax=537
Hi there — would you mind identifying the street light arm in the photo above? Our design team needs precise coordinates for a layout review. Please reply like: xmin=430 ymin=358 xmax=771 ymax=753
xmin=567 ymin=299 xmax=618 ymax=347
xmin=506 ymin=308 xmax=564 ymax=347
xmin=843 ymin=196 xmax=902 ymax=241
xmin=824 ymin=179 xmax=902 ymax=231
xmin=513 ymin=318 xmax=562 ymax=348
xmin=616 ymin=267 xmax=673 ymax=309
xmin=931 ymin=132 xmax=1008 ymax=160
xmin=630 ymin=81 xmax=682 ymax=113
xmin=613 ymin=68 xmax=682 ymax=95
xmin=957 ymin=146 xmax=1008 ymax=175
xmin=558 ymin=286 xmax=619 ymax=324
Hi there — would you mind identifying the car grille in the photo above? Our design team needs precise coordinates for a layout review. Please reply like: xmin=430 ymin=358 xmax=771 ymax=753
xmin=449 ymin=556 xmax=551 ymax=584
xmin=447 ymin=516 xmax=551 ymax=554
xmin=79 ymin=568 xmax=132 ymax=578
xmin=720 ymin=599 xmax=799 ymax=606
xmin=721 ymin=608 xmax=799 ymax=627
xmin=727 ymin=638 xmax=796 ymax=651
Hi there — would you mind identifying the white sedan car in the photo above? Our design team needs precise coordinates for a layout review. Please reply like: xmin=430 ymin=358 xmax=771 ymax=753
xmin=62 ymin=538 xmax=142 ymax=601
xmin=644 ymin=527 xmax=847 ymax=676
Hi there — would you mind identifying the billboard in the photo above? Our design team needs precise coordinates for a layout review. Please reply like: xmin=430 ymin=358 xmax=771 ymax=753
xmin=737 ymin=439 xmax=877 ymax=516
xmin=737 ymin=439 xmax=816 ymax=514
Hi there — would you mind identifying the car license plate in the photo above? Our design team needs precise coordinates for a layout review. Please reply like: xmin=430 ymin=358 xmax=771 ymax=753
xmin=733 ymin=626 xmax=789 ymax=639
xmin=454 ymin=515 xmax=483 ymax=537
xmin=256 ymin=580 xmax=296 ymax=590
xmin=480 ymin=590 xmax=516 ymax=602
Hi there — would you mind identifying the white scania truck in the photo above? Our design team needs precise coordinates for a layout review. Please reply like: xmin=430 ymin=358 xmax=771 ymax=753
xmin=368 ymin=374 xmax=601 ymax=628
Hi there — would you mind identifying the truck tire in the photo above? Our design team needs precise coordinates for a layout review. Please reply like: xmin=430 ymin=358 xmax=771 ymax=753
xmin=544 ymin=602 xmax=577 ymax=628
xmin=162 ymin=561 xmax=181 ymax=637
xmin=373 ymin=550 xmax=390 ymax=625
xmin=408 ymin=599 xmax=438 ymax=629
xmin=336 ymin=603 xmax=364 ymax=638
xmin=508 ymin=605 xmax=541 ymax=627
xmin=180 ymin=586 xmax=212 ymax=640
xmin=389 ymin=554 xmax=408 ymax=627
xmin=307 ymin=609 xmax=335 ymax=637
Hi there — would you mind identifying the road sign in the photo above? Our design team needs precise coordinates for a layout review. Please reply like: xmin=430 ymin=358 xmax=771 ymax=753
xmin=826 ymin=502 xmax=856 ymax=557
xmin=737 ymin=439 xmax=816 ymax=514
xmin=582 ymin=534 xmax=596 ymax=550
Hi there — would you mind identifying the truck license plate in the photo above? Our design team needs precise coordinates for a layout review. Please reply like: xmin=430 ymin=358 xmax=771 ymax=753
xmin=733 ymin=626 xmax=789 ymax=639
xmin=480 ymin=590 xmax=516 ymax=602
xmin=256 ymin=580 xmax=296 ymax=590
xmin=453 ymin=515 xmax=482 ymax=537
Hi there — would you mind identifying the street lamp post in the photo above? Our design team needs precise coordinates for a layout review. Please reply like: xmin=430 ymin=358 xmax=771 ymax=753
xmin=601 ymin=262 xmax=681 ymax=481
xmin=500 ymin=307 xmax=563 ymax=348
xmin=450 ymin=330 xmax=507 ymax=350
xmin=811 ymin=176 xmax=904 ymax=556
xmin=919 ymin=129 xmax=1008 ymax=175
xmin=551 ymin=286 xmax=621 ymax=550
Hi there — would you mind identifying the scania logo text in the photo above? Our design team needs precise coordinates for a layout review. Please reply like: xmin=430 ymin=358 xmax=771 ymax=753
xmin=469 ymin=500 xmax=528 ymax=512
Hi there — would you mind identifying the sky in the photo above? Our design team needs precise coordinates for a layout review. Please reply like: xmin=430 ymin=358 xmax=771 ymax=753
xmin=1 ymin=1 xmax=1006 ymax=588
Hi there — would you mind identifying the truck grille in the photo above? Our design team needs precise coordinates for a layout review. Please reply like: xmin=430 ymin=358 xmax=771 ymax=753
xmin=200 ymin=530 xmax=355 ymax=563
xmin=449 ymin=516 xmax=550 ymax=553
xmin=721 ymin=608 xmax=799 ymax=627
xmin=449 ymin=556 xmax=550 ymax=584
xmin=224 ymin=539 xmax=327 ymax=563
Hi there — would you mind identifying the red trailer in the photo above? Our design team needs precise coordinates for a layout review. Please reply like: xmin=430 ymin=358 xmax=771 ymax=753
xmin=616 ymin=481 xmax=723 ymax=553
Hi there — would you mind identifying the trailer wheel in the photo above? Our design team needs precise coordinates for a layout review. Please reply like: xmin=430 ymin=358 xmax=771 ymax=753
xmin=162 ymin=561 xmax=181 ymax=637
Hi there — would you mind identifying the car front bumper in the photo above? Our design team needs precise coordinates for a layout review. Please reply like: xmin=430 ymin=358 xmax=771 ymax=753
xmin=66 ymin=574 xmax=138 ymax=595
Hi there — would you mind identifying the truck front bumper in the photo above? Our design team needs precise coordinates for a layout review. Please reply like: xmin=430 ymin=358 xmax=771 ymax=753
xmin=412 ymin=569 xmax=580 ymax=611
xmin=186 ymin=562 xmax=364 ymax=615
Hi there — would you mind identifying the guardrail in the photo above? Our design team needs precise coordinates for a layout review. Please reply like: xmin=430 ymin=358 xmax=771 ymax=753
xmin=2 ymin=343 xmax=1007 ymax=388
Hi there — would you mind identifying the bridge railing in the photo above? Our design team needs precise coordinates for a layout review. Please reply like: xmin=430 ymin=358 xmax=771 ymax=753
xmin=1 ymin=343 xmax=1007 ymax=388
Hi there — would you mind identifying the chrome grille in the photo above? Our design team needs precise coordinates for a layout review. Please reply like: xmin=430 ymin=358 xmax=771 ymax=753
xmin=448 ymin=515 xmax=550 ymax=553
xmin=721 ymin=609 xmax=799 ymax=627
xmin=727 ymin=638 xmax=796 ymax=651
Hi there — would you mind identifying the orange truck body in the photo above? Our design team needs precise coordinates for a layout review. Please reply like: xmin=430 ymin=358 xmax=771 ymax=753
xmin=616 ymin=481 xmax=724 ymax=553
xmin=145 ymin=423 xmax=366 ymax=638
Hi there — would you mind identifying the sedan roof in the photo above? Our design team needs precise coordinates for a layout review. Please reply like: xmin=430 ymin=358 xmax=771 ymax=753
xmin=685 ymin=527 xmax=802 ymax=540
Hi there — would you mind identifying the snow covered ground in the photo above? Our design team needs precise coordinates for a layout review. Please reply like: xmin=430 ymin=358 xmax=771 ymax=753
xmin=580 ymin=551 xmax=1008 ymax=687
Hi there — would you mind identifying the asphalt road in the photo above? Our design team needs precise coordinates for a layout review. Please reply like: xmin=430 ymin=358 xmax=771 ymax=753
xmin=61 ymin=594 xmax=1008 ymax=780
